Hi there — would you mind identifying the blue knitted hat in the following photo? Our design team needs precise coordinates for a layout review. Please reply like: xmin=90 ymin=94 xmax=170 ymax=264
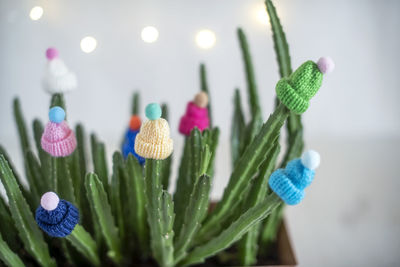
xmin=269 ymin=150 xmax=320 ymax=205
xmin=35 ymin=192 xmax=79 ymax=237
xmin=122 ymin=128 xmax=145 ymax=165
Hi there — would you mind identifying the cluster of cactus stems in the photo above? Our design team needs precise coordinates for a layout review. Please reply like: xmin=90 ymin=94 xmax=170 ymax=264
xmin=0 ymin=1 xmax=306 ymax=266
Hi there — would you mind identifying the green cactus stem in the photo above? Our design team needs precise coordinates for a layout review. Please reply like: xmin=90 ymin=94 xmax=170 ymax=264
xmin=0 ymin=233 xmax=24 ymax=267
xmin=174 ymin=129 xmax=202 ymax=236
xmin=49 ymin=93 xmax=66 ymax=110
xmin=131 ymin=92 xmax=140 ymax=115
xmin=32 ymin=119 xmax=52 ymax=188
xmin=90 ymin=134 xmax=109 ymax=194
xmin=237 ymin=28 xmax=261 ymax=119
xmin=174 ymin=174 xmax=211 ymax=264
xmin=85 ymin=173 xmax=122 ymax=263
xmin=231 ymin=89 xmax=245 ymax=166
xmin=110 ymin=152 xmax=127 ymax=243
xmin=237 ymin=143 xmax=280 ymax=265
xmin=66 ymin=225 xmax=100 ymax=267
xmin=161 ymin=103 xmax=172 ymax=190
xmin=196 ymin=103 xmax=289 ymax=244
xmin=200 ymin=64 xmax=213 ymax=127
xmin=181 ymin=194 xmax=281 ymax=266
xmin=144 ymin=159 xmax=174 ymax=267
xmin=0 ymin=155 xmax=56 ymax=267
xmin=125 ymin=154 xmax=149 ymax=257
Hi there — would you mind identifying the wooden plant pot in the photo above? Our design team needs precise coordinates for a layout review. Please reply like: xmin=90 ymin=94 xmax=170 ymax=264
xmin=256 ymin=221 xmax=297 ymax=267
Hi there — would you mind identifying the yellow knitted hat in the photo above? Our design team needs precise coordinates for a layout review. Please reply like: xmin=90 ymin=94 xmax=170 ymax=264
xmin=134 ymin=103 xmax=173 ymax=160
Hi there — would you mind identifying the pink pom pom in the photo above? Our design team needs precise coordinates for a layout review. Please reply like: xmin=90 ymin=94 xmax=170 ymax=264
xmin=41 ymin=192 xmax=60 ymax=211
xmin=46 ymin=48 xmax=59 ymax=60
xmin=317 ymin=57 xmax=334 ymax=74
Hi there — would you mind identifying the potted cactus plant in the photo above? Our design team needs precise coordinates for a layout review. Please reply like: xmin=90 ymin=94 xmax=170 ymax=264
xmin=0 ymin=1 xmax=334 ymax=266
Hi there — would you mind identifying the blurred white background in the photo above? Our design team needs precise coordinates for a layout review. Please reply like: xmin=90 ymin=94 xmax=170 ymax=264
xmin=0 ymin=0 xmax=399 ymax=266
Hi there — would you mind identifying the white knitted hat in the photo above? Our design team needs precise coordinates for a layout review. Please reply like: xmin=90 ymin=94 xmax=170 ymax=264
xmin=42 ymin=48 xmax=77 ymax=94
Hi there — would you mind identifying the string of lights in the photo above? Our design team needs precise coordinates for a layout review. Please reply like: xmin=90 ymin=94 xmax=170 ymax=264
xmin=28 ymin=4 xmax=271 ymax=53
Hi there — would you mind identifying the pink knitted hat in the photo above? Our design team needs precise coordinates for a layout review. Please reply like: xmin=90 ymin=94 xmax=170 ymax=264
xmin=41 ymin=106 xmax=76 ymax=157
xmin=179 ymin=92 xmax=210 ymax=136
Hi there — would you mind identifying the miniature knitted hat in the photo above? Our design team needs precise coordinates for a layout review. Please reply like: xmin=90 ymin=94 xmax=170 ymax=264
xmin=35 ymin=192 xmax=79 ymax=237
xmin=134 ymin=103 xmax=173 ymax=160
xmin=269 ymin=150 xmax=320 ymax=205
xmin=41 ymin=106 xmax=77 ymax=157
xmin=122 ymin=115 xmax=145 ymax=164
xmin=276 ymin=57 xmax=334 ymax=114
xmin=42 ymin=47 xmax=77 ymax=94
xmin=179 ymin=92 xmax=210 ymax=136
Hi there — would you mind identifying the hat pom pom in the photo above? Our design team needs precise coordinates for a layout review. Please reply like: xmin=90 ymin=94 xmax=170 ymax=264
xmin=301 ymin=150 xmax=320 ymax=170
xmin=317 ymin=57 xmax=334 ymax=74
xmin=194 ymin=92 xmax=208 ymax=108
xmin=129 ymin=115 xmax=141 ymax=131
xmin=49 ymin=106 xmax=65 ymax=123
xmin=40 ymin=192 xmax=60 ymax=211
xmin=46 ymin=48 xmax=59 ymax=60
xmin=145 ymin=103 xmax=162 ymax=120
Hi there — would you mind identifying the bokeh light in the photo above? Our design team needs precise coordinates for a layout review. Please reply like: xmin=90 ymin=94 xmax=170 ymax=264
xmin=196 ymin=29 xmax=216 ymax=49
xmin=141 ymin=26 xmax=159 ymax=43
xmin=80 ymin=36 xmax=97 ymax=53
xmin=29 ymin=6 xmax=43 ymax=21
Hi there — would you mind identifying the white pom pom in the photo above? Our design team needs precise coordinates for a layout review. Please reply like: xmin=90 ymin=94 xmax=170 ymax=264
xmin=301 ymin=150 xmax=320 ymax=170
xmin=317 ymin=57 xmax=335 ymax=74
xmin=40 ymin=192 xmax=60 ymax=211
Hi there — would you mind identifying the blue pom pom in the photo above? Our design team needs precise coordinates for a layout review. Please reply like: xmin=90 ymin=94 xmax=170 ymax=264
xmin=145 ymin=103 xmax=162 ymax=120
xmin=36 ymin=199 xmax=79 ymax=237
xmin=122 ymin=129 xmax=145 ymax=165
xmin=49 ymin=106 xmax=65 ymax=123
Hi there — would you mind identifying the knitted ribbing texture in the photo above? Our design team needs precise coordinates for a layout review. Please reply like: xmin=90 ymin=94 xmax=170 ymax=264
xmin=41 ymin=121 xmax=77 ymax=157
xmin=36 ymin=199 xmax=79 ymax=237
xmin=179 ymin=101 xmax=210 ymax=136
xmin=134 ymin=118 xmax=173 ymax=160
xmin=269 ymin=159 xmax=315 ymax=205
xmin=276 ymin=60 xmax=323 ymax=114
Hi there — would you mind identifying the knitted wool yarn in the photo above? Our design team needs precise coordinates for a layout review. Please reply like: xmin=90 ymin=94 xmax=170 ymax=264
xmin=41 ymin=106 xmax=76 ymax=157
xmin=36 ymin=192 xmax=79 ymax=237
xmin=135 ymin=103 xmax=173 ymax=160
xmin=276 ymin=57 xmax=334 ymax=114
xmin=42 ymin=47 xmax=77 ymax=94
xmin=179 ymin=92 xmax=210 ymax=136
xmin=122 ymin=115 xmax=145 ymax=164
xmin=269 ymin=150 xmax=320 ymax=205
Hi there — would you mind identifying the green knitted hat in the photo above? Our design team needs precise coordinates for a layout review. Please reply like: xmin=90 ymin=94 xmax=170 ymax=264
xmin=276 ymin=57 xmax=334 ymax=114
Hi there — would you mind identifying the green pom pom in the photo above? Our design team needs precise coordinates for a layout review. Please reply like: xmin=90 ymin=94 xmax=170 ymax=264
xmin=145 ymin=103 xmax=162 ymax=120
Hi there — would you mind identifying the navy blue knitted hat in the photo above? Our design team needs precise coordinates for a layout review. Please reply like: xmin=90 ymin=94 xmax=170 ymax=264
xmin=35 ymin=192 xmax=79 ymax=237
